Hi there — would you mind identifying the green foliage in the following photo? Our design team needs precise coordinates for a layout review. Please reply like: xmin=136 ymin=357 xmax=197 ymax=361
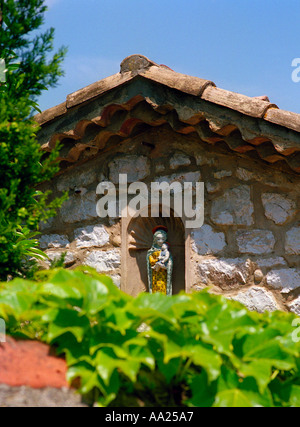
xmin=49 ymin=252 xmax=67 ymax=269
xmin=1 ymin=268 xmax=300 ymax=407
xmin=0 ymin=0 xmax=67 ymax=279
xmin=0 ymin=0 xmax=67 ymax=103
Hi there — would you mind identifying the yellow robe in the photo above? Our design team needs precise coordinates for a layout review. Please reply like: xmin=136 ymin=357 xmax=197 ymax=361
xmin=149 ymin=251 xmax=167 ymax=295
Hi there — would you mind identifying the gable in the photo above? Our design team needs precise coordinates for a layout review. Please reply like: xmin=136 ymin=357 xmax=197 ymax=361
xmin=36 ymin=55 xmax=300 ymax=175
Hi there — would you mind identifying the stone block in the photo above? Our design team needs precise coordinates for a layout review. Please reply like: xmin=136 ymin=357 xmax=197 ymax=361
xmin=155 ymin=163 xmax=165 ymax=173
xmin=60 ymin=192 xmax=97 ymax=223
xmin=256 ymin=257 xmax=287 ymax=269
xmin=195 ymin=154 xmax=216 ymax=166
xmin=110 ymin=275 xmax=121 ymax=289
xmin=57 ymin=169 xmax=96 ymax=192
xmin=0 ymin=337 xmax=68 ymax=389
xmin=214 ymin=170 xmax=232 ymax=179
xmin=230 ymin=287 xmax=279 ymax=313
xmin=39 ymin=234 xmax=70 ymax=250
xmin=288 ymin=297 xmax=300 ymax=316
xmin=262 ymin=193 xmax=296 ymax=225
xmin=266 ymin=268 xmax=300 ymax=294
xmin=254 ymin=270 xmax=264 ymax=283
xmin=0 ymin=385 xmax=88 ymax=408
xmin=84 ymin=250 xmax=121 ymax=273
xmin=205 ymin=182 xmax=221 ymax=194
xmin=285 ymin=226 xmax=300 ymax=255
xmin=155 ymin=171 xmax=201 ymax=186
xmin=191 ymin=225 xmax=226 ymax=255
xmin=46 ymin=251 xmax=75 ymax=266
xmin=197 ymin=257 xmax=251 ymax=290
xmin=39 ymin=217 xmax=55 ymax=232
xmin=211 ymin=185 xmax=254 ymax=226
xmin=170 ymin=153 xmax=191 ymax=170
xmin=236 ymin=230 xmax=276 ymax=255
xmin=74 ymin=225 xmax=109 ymax=248
xmin=236 ymin=168 xmax=255 ymax=182
xmin=109 ymin=156 xmax=150 ymax=183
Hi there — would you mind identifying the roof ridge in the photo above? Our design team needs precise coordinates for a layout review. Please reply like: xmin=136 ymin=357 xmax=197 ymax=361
xmin=34 ymin=54 xmax=300 ymax=134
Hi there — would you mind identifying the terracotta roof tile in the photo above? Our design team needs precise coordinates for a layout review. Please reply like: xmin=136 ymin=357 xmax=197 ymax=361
xmin=264 ymin=108 xmax=300 ymax=133
xmin=201 ymin=86 xmax=277 ymax=118
xmin=66 ymin=72 xmax=133 ymax=109
xmin=34 ymin=101 xmax=67 ymax=126
xmin=35 ymin=54 xmax=300 ymax=174
xmin=139 ymin=65 xmax=215 ymax=97
xmin=35 ymin=54 xmax=296 ymax=130
xmin=254 ymin=95 xmax=270 ymax=102
xmin=39 ymin=96 xmax=300 ymax=173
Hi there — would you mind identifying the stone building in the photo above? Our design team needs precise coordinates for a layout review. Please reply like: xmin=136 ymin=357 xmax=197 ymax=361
xmin=35 ymin=54 xmax=300 ymax=314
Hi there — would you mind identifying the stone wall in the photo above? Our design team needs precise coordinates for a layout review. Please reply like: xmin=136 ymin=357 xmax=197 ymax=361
xmin=39 ymin=126 xmax=300 ymax=315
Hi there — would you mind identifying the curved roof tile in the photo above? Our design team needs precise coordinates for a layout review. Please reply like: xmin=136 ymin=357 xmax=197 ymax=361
xmin=35 ymin=54 xmax=300 ymax=174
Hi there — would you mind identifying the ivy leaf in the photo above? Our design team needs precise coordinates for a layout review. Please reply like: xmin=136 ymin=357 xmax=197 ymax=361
xmin=244 ymin=340 xmax=295 ymax=371
xmin=213 ymin=389 xmax=256 ymax=407
xmin=47 ymin=309 xmax=90 ymax=343
xmin=157 ymin=357 xmax=182 ymax=384
xmin=39 ymin=282 xmax=83 ymax=306
xmin=0 ymin=292 xmax=35 ymax=315
xmin=238 ymin=360 xmax=273 ymax=394
xmin=95 ymin=347 xmax=141 ymax=385
xmin=187 ymin=372 xmax=216 ymax=407
xmin=67 ymin=361 xmax=104 ymax=395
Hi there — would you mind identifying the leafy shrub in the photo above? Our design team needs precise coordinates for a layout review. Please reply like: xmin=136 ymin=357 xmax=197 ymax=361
xmin=0 ymin=268 xmax=300 ymax=407
xmin=0 ymin=0 xmax=67 ymax=279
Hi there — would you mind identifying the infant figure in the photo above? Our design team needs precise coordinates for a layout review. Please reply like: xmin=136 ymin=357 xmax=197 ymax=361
xmin=152 ymin=243 xmax=170 ymax=270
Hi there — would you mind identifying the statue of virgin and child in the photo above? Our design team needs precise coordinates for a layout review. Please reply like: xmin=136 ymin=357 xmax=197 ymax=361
xmin=147 ymin=226 xmax=173 ymax=295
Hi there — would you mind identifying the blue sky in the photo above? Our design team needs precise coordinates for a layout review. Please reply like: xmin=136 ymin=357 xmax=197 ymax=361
xmin=39 ymin=0 xmax=300 ymax=114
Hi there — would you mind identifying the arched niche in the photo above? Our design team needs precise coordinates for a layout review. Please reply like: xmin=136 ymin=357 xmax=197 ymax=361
xmin=121 ymin=204 xmax=191 ymax=296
